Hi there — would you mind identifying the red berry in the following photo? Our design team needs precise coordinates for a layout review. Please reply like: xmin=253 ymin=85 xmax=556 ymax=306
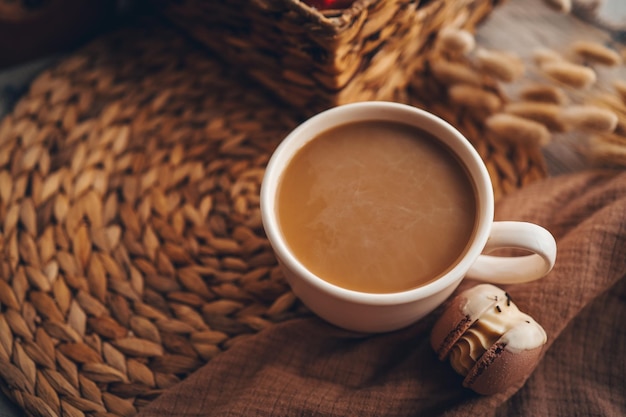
xmin=303 ymin=0 xmax=354 ymax=10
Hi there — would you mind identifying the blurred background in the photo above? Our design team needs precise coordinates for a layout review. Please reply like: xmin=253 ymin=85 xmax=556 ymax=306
xmin=0 ymin=0 xmax=145 ymax=115
xmin=0 ymin=0 xmax=625 ymax=415
xmin=1 ymin=0 xmax=625 ymax=176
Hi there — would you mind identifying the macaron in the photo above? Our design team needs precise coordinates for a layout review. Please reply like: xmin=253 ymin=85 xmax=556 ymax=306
xmin=430 ymin=284 xmax=547 ymax=395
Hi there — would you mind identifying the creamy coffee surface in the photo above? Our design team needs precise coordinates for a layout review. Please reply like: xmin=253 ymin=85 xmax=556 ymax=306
xmin=276 ymin=121 xmax=477 ymax=293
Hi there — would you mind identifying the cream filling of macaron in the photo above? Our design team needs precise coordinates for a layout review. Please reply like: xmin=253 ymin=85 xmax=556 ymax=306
xmin=449 ymin=293 xmax=546 ymax=376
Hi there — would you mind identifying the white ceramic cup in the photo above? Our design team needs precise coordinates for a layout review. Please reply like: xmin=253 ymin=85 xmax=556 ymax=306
xmin=261 ymin=102 xmax=557 ymax=333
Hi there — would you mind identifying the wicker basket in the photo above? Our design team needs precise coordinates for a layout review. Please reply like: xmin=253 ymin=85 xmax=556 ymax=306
xmin=155 ymin=0 xmax=503 ymax=114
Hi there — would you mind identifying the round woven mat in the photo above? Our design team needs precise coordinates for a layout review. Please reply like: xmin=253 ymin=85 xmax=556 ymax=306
xmin=0 ymin=20 xmax=545 ymax=417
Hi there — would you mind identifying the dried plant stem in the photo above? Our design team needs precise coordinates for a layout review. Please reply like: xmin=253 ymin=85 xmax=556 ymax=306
xmin=448 ymin=85 xmax=502 ymax=113
xmin=613 ymin=80 xmax=626 ymax=105
xmin=533 ymin=48 xmax=564 ymax=67
xmin=541 ymin=0 xmax=571 ymax=13
xmin=539 ymin=61 xmax=596 ymax=89
xmin=589 ymin=135 xmax=626 ymax=166
xmin=437 ymin=27 xmax=476 ymax=56
xmin=504 ymin=102 xmax=566 ymax=132
xmin=486 ymin=113 xmax=552 ymax=147
xmin=588 ymin=93 xmax=626 ymax=134
xmin=430 ymin=60 xmax=484 ymax=86
xmin=518 ymin=83 xmax=569 ymax=105
xmin=560 ymin=105 xmax=618 ymax=133
xmin=475 ymin=48 xmax=524 ymax=82
xmin=570 ymin=41 xmax=622 ymax=66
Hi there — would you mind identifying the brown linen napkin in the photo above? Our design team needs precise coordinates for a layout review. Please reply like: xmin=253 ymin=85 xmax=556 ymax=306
xmin=139 ymin=170 xmax=626 ymax=417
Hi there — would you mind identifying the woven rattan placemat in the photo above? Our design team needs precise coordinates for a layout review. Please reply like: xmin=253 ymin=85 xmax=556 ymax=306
xmin=0 ymin=20 xmax=545 ymax=417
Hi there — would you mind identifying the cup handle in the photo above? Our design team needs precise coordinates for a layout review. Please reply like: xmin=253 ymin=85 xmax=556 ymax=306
xmin=465 ymin=221 xmax=557 ymax=284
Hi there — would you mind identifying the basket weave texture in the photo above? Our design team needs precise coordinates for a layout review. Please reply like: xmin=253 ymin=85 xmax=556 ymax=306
xmin=0 ymin=19 xmax=544 ymax=417
xmin=156 ymin=0 xmax=503 ymax=114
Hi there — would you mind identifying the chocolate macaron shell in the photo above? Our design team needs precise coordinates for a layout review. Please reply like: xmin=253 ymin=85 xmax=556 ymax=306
xmin=463 ymin=321 xmax=547 ymax=395
xmin=463 ymin=343 xmax=544 ymax=395
xmin=430 ymin=295 xmax=473 ymax=360
xmin=430 ymin=284 xmax=502 ymax=359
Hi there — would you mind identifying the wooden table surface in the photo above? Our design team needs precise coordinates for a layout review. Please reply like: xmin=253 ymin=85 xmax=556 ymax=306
xmin=0 ymin=0 xmax=624 ymax=415
xmin=477 ymin=0 xmax=626 ymax=176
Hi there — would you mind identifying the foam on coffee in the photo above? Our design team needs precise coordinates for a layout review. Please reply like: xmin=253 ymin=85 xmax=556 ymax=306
xmin=276 ymin=120 xmax=477 ymax=294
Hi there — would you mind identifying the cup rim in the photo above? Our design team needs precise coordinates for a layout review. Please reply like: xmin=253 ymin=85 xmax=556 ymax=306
xmin=260 ymin=101 xmax=494 ymax=306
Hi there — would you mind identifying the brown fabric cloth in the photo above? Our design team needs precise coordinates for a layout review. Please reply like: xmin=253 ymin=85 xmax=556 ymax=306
xmin=139 ymin=170 xmax=626 ymax=417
